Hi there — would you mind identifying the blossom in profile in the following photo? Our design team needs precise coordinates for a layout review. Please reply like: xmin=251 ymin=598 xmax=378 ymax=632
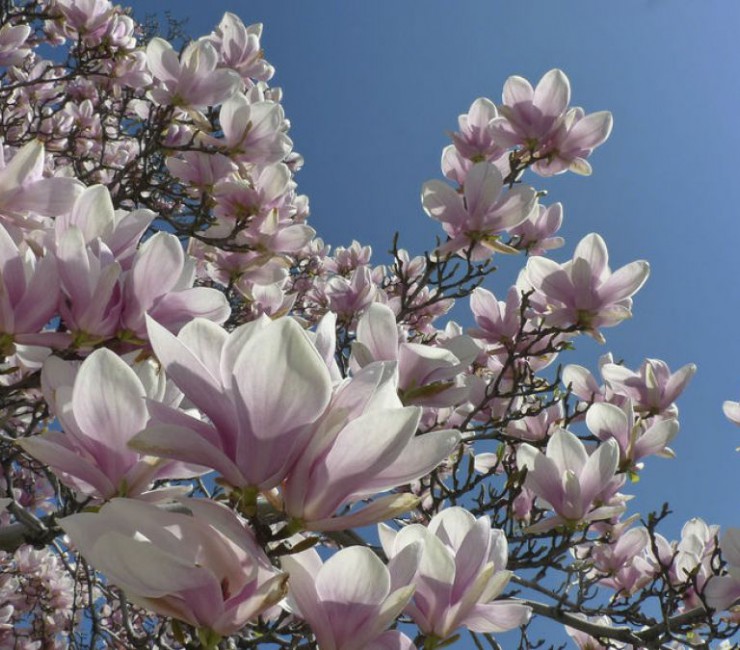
xmin=60 ymin=498 xmax=287 ymax=636
xmin=17 ymin=349 xmax=198 ymax=500
xmin=422 ymin=161 xmax=537 ymax=260
xmin=281 ymin=545 xmax=420 ymax=650
xmin=525 ymin=233 xmax=649 ymax=342
xmin=516 ymin=428 xmax=624 ymax=531
xmin=146 ymin=37 xmax=241 ymax=108
xmin=281 ymin=361 xmax=460 ymax=531
xmin=379 ymin=507 xmax=530 ymax=640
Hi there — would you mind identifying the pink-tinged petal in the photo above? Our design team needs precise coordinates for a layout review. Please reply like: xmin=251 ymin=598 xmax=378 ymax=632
xmin=13 ymin=177 xmax=83 ymax=216
xmin=562 ymin=364 xmax=601 ymax=400
xmin=175 ymin=318 xmax=227 ymax=381
xmin=317 ymin=546 xmax=389 ymax=604
xmin=146 ymin=316 xmax=234 ymax=432
xmin=487 ymin=185 xmax=537 ymax=232
xmin=428 ymin=506 xmax=477 ymax=550
xmin=421 ymin=180 xmax=465 ymax=226
xmin=386 ymin=540 xmax=422 ymax=591
xmin=568 ymin=111 xmax=613 ymax=149
xmin=723 ymin=400 xmax=740 ymax=425
xmin=586 ymin=403 xmax=628 ymax=445
xmin=149 ymin=287 xmax=230 ymax=330
xmin=526 ymin=257 xmax=574 ymax=304
xmin=573 ymin=233 xmax=608 ymax=278
xmin=306 ymin=494 xmax=420 ymax=532
xmin=534 ymin=69 xmax=570 ymax=116
xmin=357 ymin=303 xmax=400 ymax=362
xmin=345 ymin=428 xmax=458 ymax=499
xmin=600 ymin=261 xmax=650 ymax=303
xmin=129 ymin=232 xmax=183 ymax=308
xmin=66 ymin=185 xmax=115 ymax=241
xmin=664 ymin=363 xmax=697 ymax=404
xmin=366 ymin=631 xmax=416 ymax=650
xmin=721 ymin=528 xmax=740 ymax=567
xmin=464 ymin=601 xmax=531 ymax=633
xmin=452 ymin=519 xmax=494 ymax=600
xmin=14 ymin=254 xmax=59 ymax=332
xmin=705 ymin=575 xmax=740 ymax=612
xmin=579 ymin=438 xmax=619 ymax=507
xmin=72 ymin=348 xmax=146 ymax=457
xmin=502 ymin=75 xmax=534 ymax=106
xmin=17 ymin=434 xmax=116 ymax=497
xmin=213 ymin=573 xmax=288 ymax=636
xmin=0 ymin=140 xmax=44 ymax=193
xmin=633 ymin=419 xmax=679 ymax=459
xmin=463 ymin=162 xmax=503 ymax=217
xmin=194 ymin=69 xmax=241 ymax=106
xmin=232 ymin=317 xmax=332 ymax=440
xmin=547 ymin=428 xmax=588 ymax=474
xmin=517 ymin=445 xmax=563 ymax=511
xmin=146 ymin=37 xmax=180 ymax=82
xmin=129 ymin=424 xmax=246 ymax=487
xmin=281 ymin=550 xmax=331 ymax=633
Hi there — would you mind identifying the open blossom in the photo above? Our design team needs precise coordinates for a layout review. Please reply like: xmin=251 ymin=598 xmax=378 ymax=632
xmin=281 ymin=545 xmax=420 ymax=650
xmin=17 ymin=349 xmax=199 ymax=500
xmin=490 ymin=69 xmax=612 ymax=176
xmin=585 ymin=400 xmax=679 ymax=469
xmin=450 ymin=97 xmax=506 ymax=163
xmin=379 ymin=507 xmax=530 ymax=640
xmin=0 ymin=140 xmax=83 ymax=227
xmin=600 ymin=358 xmax=696 ymax=418
xmin=60 ymin=498 xmax=288 ymax=635
xmin=352 ymin=302 xmax=478 ymax=407
xmin=146 ymin=37 xmax=241 ymax=108
xmin=422 ymin=161 xmax=537 ymax=260
xmin=705 ymin=528 xmax=740 ymax=612
xmin=509 ymin=202 xmax=564 ymax=255
xmin=517 ymin=428 xmax=624 ymax=532
xmin=210 ymin=13 xmax=274 ymax=82
xmin=282 ymin=361 xmax=460 ymax=531
xmin=131 ymin=315 xmax=334 ymax=490
xmin=525 ymin=232 xmax=649 ymax=342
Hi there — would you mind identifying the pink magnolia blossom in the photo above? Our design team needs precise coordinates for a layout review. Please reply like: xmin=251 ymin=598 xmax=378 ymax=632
xmin=207 ymin=92 xmax=293 ymax=165
xmin=17 ymin=349 xmax=198 ymax=500
xmin=210 ymin=13 xmax=274 ymax=82
xmin=422 ymin=161 xmax=537 ymax=260
xmin=525 ymin=232 xmax=650 ymax=342
xmin=146 ymin=37 xmax=241 ymax=108
xmin=450 ymin=97 xmax=506 ymax=163
xmin=379 ymin=507 xmax=531 ymax=640
xmin=509 ymin=202 xmax=564 ymax=255
xmin=600 ymin=358 xmax=696 ymax=418
xmin=281 ymin=545 xmax=420 ymax=650
xmin=585 ymin=401 xmax=679 ymax=469
xmin=671 ymin=518 xmax=718 ymax=609
xmin=0 ymin=140 xmax=83 ymax=227
xmin=60 ymin=498 xmax=287 ymax=635
xmin=0 ymin=225 xmax=60 ymax=350
xmin=352 ymin=302 xmax=478 ymax=407
xmin=121 ymin=232 xmax=230 ymax=338
xmin=516 ymin=428 xmax=624 ymax=532
xmin=281 ymin=361 xmax=460 ymax=531
xmin=705 ymin=528 xmax=740 ymax=612
xmin=130 ymin=315 xmax=334 ymax=490
xmin=0 ymin=23 xmax=31 ymax=67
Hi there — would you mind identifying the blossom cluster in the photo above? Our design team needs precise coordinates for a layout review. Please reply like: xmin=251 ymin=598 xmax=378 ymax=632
xmin=0 ymin=2 xmax=736 ymax=649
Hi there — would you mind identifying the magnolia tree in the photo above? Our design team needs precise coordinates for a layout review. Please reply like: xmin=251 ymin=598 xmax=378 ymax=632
xmin=0 ymin=1 xmax=737 ymax=649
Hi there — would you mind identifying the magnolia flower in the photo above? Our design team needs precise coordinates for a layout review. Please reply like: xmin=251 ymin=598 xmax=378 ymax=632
xmin=516 ymin=428 xmax=624 ymax=531
xmin=0 ymin=140 xmax=83 ymax=227
xmin=131 ymin=315 xmax=334 ymax=491
xmin=601 ymin=358 xmax=696 ymax=418
xmin=146 ymin=37 xmax=241 ymax=108
xmin=705 ymin=528 xmax=740 ymax=612
xmin=17 ymin=349 xmax=198 ymax=500
xmin=450 ymin=97 xmax=505 ymax=162
xmin=585 ymin=401 xmax=679 ymax=469
xmin=379 ymin=507 xmax=530 ymax=640
xmin=281 ymin=545 xmax=420 ymax=650
xmin=210 ymin=13 xmax=274 ymax=82
xmin=281 ymin=361 xmax=460 ymax=531
xmin=60 ymin=498 xmax=287 ymax=635
xmin=352 ymin=302 xmax=478 ymax=407
xmin=422 ymin=161 xmax=537 ymax=260
xmin=525 ymin=233 xmax=649 ymax=342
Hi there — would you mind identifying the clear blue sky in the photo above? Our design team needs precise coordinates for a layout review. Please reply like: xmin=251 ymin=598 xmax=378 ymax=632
xmin=127 ymin=0 xmax=740 ymax=643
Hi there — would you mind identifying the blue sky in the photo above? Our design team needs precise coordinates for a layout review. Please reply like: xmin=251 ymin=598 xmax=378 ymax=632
xmin=127 ymin=0 xmax=739 ymax=642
